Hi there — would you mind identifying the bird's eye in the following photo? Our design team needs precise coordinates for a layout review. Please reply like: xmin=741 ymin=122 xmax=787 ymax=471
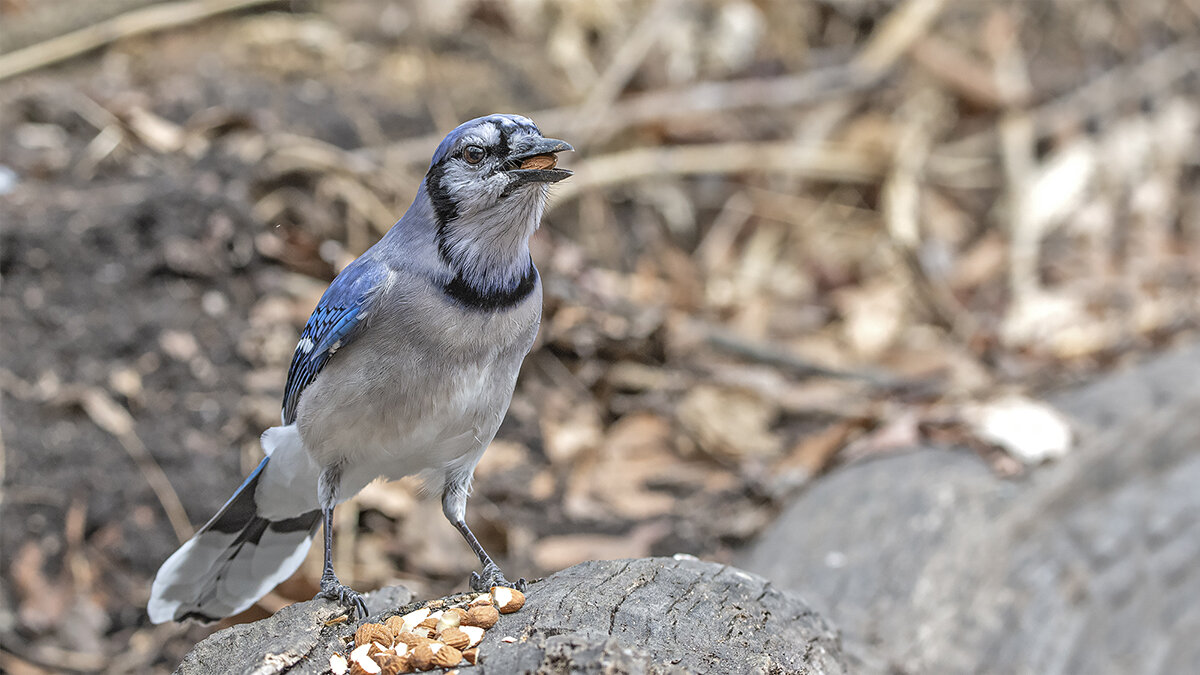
xmin=462 ymin=145 xmax=485 ymax=164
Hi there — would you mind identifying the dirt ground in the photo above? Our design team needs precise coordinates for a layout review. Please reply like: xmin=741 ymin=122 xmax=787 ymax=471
xmin=2 ymin=0 xmax=1199 ymax=672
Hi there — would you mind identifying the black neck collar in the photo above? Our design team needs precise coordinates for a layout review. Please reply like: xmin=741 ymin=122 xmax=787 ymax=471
xmin=442 ymin=260 xmax=537 ymax=312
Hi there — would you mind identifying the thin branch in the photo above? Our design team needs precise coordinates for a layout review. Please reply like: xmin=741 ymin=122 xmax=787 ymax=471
xmin=852 ymin=0 xmax=950 ymax=77
xmin=937 ymin=41 xmax=1200 ymax=158
xmin=0 ymin=0 xmax=284 ymax=83
xmin=697 ymin=322 xmax=940 ymax=396
xmin=549 ymin=142 xmax=885 ymax=206
xmin=567 ymin=0 xmax=686 ymax=146
xmin=368 ymin=65 xmax=880 ymax=169
xmin=0 ymin=369 xmax=193 ymax=543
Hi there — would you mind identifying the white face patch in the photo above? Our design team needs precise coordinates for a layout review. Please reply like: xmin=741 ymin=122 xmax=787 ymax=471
xmin=461 ymin=123 xmax=501 ymax=149
xmin=439 ymin=160 xmax=511 ymax=218
xmin=429 ymin=115 xmax=557 ymax=291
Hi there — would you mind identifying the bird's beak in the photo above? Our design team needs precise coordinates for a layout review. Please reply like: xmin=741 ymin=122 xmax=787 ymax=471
xmin=505 ymin=138 xmax=574 ymax=184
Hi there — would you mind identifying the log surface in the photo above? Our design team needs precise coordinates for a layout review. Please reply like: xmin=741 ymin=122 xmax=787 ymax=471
xmin=176 ymin=558 xmax=846 ymax=674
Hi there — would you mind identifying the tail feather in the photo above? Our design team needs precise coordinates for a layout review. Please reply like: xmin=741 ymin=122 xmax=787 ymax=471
xmin=147 ymin=456 xmax=321 ymax=623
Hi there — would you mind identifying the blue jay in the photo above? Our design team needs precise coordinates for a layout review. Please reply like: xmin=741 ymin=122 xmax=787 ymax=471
xmin=147 ymin=114 xmax=572 ymax=623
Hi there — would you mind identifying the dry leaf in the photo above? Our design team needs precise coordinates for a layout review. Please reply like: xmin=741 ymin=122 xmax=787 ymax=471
xmin=963 ymin=396 xmax=1073 ymax=464
xmin=677 ymin=385 xmax=780 ymax=460
xmin=563 ymin=413 xmax=679 ymax=520
xmin=834 ymin=279 xmax=905 ymax=359
xmin=356 ymin=480 xmax=417 ymax=519
xmin=474 ymin=440 xmax=530 ymax=478
xmin=532 ymin=521 xmax=671 ymax=570
xmin=540 ymin=405 xmax=603 ymax=466
xmin=776 ymin=421 xmax=857 ymax=478
xmin=841 ymin=411 xmax=922 ymax=461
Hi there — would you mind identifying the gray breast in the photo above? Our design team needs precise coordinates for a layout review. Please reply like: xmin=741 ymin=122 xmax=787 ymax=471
xmin=293 ymin=268 xmax=541 ymax=471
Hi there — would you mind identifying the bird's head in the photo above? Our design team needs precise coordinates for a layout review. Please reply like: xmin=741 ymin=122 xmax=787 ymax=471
xmin=419 ymin=114 xmax=572 ymax=292
xmin=424 ymin=114 xmax=573 ymax=229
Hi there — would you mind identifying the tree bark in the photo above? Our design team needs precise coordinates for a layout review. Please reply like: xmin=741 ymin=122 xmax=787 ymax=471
xmin=176 ymin=557 xmax=846 ymax=674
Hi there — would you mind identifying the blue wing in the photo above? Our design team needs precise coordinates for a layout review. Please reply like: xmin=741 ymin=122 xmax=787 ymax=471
xmin=281 ymin=259 xmax=387 ymax=424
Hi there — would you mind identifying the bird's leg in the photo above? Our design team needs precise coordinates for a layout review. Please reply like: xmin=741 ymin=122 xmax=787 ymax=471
xmin=443 ymin=475 xmax=526 ymax=592
xmin=314 ymin=466 xmax=367 ymax=618
xmin=452 ymin=517 xmax=527 ymax=592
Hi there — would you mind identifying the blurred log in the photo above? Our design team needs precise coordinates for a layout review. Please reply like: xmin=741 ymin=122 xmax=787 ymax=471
xmin=174 ymin=558 xmax=846 ymax=674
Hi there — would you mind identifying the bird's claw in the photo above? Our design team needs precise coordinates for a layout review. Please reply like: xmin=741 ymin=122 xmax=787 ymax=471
xmin=470 ymin=562 xmax=526 ymax=593
xmin=317 ymin=578 xmax=368 ymax=619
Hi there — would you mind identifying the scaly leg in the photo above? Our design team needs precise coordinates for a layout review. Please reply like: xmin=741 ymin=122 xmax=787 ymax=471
xmin=443 ymin=473 xmax=525 ymax=592
xmin=452 ymin=517 xmax=527 ymax=592
xmin=313 ymin=465 xmax=367 ymax=618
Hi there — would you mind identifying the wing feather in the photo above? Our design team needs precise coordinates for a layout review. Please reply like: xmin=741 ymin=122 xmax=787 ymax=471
xmin=281 ymin=260 xmax=386 ymax=424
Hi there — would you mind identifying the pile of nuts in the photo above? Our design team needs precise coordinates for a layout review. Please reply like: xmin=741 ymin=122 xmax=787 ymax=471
xmin=329 ymin=586 xmax=526 ymax=674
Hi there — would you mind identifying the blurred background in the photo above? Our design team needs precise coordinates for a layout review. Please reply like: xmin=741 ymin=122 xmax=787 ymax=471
xmin=2 ymin=0 xmax=1199 ymax=671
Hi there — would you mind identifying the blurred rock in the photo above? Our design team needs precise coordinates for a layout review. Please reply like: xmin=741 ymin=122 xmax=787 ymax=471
xmin=740 ymin=344 xmax=1200 ymax=672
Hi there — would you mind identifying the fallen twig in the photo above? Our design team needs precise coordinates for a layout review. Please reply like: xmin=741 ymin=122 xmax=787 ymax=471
xmin=697 ymin=322 xmax=938 ymax=396
xmin=567 ymin=0 xmax=686 ymax=146
xmin=0 ymin=0 xmax=284 ymax=82
xmin=0 ymin=369 xmax=193 ymax=543
xmin=852 ymin=0 xmax=950 ymax=77
xmin=937 ymin=41 xmax=1200 ymax=158
xmin=549 ymin=141 xmax=884 ymax=206
xmin=368 ymin=65 xmax=880 ymax=169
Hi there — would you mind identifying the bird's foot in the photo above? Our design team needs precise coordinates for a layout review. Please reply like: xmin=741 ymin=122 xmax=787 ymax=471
xmin=470 ymin=561 xmax=526 ymax=593
xmin=316 ymin=577 xmax=368 ymax=619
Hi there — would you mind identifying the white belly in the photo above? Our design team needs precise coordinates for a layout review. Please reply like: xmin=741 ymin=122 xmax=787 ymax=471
xmin=294 ymin=340 xmax=518 ymax=489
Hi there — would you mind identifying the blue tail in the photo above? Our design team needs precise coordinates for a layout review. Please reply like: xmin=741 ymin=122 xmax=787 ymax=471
xmin=147 ymin=457 xmax=321 ymax=623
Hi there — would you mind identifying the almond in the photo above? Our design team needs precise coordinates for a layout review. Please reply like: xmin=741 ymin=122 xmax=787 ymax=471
xmin=469 ymin=593 xmax=494 ymax=607
xmin=409 ymin=644 xmax=434 ymax=671
xmin=431 ymin=643 xmax=463 ymax=668
xmin=383 ymin=615 xmax=408 ymax=638
xmin=459 ymin=625 xmax=486 ymax=647
xmin=519 ymin=154 xmax=557 ymax=170
xmin=491 ymin=586 xmax=525 ymax=614
xmin=439 ymin=627 xmax=470 ymax=650
xmin=462 ymin=648 xmax=479 ymax=666
xmin=463 ymin=604 xmax=499 ymax=629
xmin=356 ymin=622 xmax=393 ymax=648
xmin=435 ymin=610 xmax=462 ymax=634
xmin=349 ymin=644 xmax=382 ymax=674
xmin=395 ymin=632 xmax=433 ymax=650
xmin=350 ymin=644 xmax=373 ymax=661
xmin=375 ymin=653 xmax=412 ymax=675
xmin=330 ymin=653 xmax=349 ymax=675
xmin=399 ymin=607 xmax=430 ymax=632
xmin=350 ymin=663 xmax=381 ymax=675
